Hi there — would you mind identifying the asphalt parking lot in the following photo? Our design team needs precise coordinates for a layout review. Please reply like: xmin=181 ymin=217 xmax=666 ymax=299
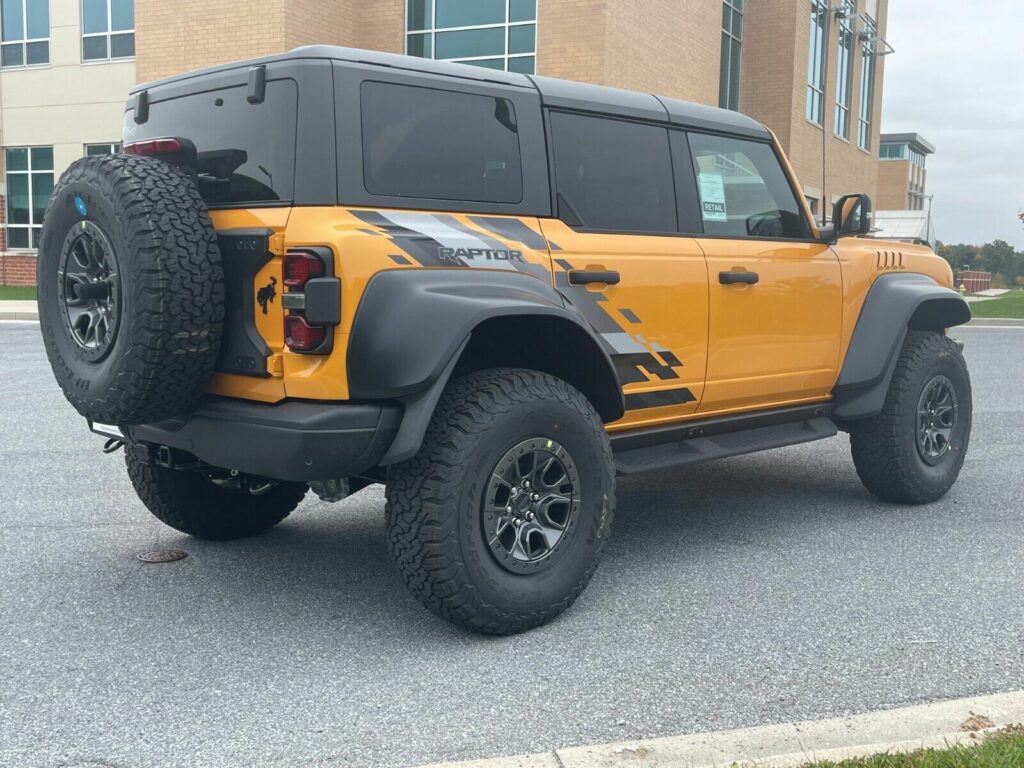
xmin=2 ymin=322 xmax=1022 ymax=768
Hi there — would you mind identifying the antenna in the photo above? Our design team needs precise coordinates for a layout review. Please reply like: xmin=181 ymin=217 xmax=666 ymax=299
xmin=820 ymin=3 xmax=832 ymax=226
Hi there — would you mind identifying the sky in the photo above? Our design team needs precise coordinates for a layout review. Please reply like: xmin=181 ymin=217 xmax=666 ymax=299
xmin=881 ymin=0 xmax=1024 ymax=248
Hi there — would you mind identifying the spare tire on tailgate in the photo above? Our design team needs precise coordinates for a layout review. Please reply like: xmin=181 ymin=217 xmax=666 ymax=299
xmin=37 ymin=154 xmax=224 ymax=426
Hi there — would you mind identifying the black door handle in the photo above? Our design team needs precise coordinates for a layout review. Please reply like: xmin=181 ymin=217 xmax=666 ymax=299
xmin=568 ymin=269 xmax=620 ymax=286
xmin=719 ymin=270 xmax=759 ymax=285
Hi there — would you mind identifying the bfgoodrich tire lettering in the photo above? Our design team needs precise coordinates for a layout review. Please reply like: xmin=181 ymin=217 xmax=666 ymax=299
xmin=849 ymin=331 xmax=972 ymax=504
xmin=37 ymin=154 xmax=224 ymax=425
xmin=125 ymin=444 xmax=307 ymax=541
xmin=385 ymin=368 xmax=615 ymax=635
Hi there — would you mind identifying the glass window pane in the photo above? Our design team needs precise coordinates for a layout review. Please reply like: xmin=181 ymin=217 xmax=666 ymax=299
xmin=7 ymin=227 xmax=29 ymax=248
xmin=507 ymin=24 xmax=534 ymax=54
xmin=435 ymin=27 xmax=504 ymax=59
xmin=7 ymin=174 xmax=30 ymax=224
xmin=507 ymin=55 xmax=534 ymax=74
xmin=6 ymin=147 xmax=27 ymax=171
xmin=31 ymin=226 xmax=43 ymax=249
xmin=111 ymin=32 xmax=133 ymax=57
xmin=722 ymin=3 xmax=731 ymax=33
xmin=361 ymin=81 xmax=523 ymax=204
xmin=2 ymin=0 xmax=23 ymax=41
xmin=83 ymin=34 xmax=107 ymax=59
xmin=26 ymin=40 xmax=47 ymax=64
xmin=31 ymin=146 xmax=53 ymax=169
xmin=27 ymin=0 xmax=48 ymax=38
xmin=111 ymin=0 xmax=133 ymax=30
xmin=407 ymin=0 xmax=432 ymax=31
xmin=82 ymin=0 xmax=107 ymax=33
xmin=436 ymin=0 xmax=504 ymax=28
xmin=550 ymin=111 xmax=677 ymax=233
xmin=32 ymin=172 xmax=53 ymax=222
xmin=462 ymin=57 xmax=503 ymax=70
xmin=406 ymin=32 xmax=432 ymax=58
xmin=732 ymin=9 xmax=743 ymax=38
xmin=509 ymin=0 xmax=536 ymax=22
xmin=1 ymin=42 xmax=23 ymax=66
xmin=688 ymin=133 xmax=808 ymax=239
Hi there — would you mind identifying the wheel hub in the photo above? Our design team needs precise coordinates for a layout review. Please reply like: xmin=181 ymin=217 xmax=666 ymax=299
xmin=482 ymin=438 xmax=581 ymax=574
xmin=57 ymin=220 xmax=121 ymax=361
xmin=916 ymin=374 xmax=957 ymax=465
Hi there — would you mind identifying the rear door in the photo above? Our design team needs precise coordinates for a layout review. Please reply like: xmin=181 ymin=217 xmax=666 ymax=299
xmin=541 ymin=110 xmax=709 ymax=429
xmin=682 ymin=132 xmax=842 ymax=412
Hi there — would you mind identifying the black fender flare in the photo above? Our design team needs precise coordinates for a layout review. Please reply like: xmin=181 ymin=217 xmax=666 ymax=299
xmin=832 ymin=272 xmax=971 ymax=421
xmin=347 ymin=269 xmax=623 ymax=465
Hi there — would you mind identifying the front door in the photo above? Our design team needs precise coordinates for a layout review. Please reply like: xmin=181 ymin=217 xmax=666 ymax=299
xmin=685 ymin=132 xmax=843 ymax=413
xmin=542 ymin=111 xmax=709 ymax=430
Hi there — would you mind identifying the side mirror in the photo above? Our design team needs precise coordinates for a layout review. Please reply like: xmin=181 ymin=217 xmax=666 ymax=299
xmin=832 ymin=193 xmax=873 ymax=238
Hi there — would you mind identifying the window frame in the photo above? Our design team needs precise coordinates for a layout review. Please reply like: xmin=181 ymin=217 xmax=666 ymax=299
xmin=833 ymin=0 xmax=855 ymax=139
xmin=857 ymin=15 xmax=877 ymax=151
xmin=84 ymin=141 xmax=121 ymax=156
xmin=683 ymin=130 xmax=816 ymax=243
xmin=719 ymin=0 xmax=743 ymax=111
xmin=405 ymin=0 xmax=537 ymax=74
xmin=81 ymin=0 xmax=134 ymax=63
xmin=5 ymin=144 xmax=54 ymax=251
xmin=805 ymin=0 xmax=827 ymax=126
xmin=0 ymin=0 xmax=50 ymax=69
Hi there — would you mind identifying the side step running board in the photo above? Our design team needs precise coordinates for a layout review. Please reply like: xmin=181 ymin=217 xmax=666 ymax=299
xmin=613 ymin=415 xmax=837 ymax=476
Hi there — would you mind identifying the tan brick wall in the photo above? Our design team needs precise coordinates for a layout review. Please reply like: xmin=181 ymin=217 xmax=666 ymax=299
xmin=356 ymin=0 xmax=405 ymax=54
xmin=536 ymin=0 xmax=608 ymax=84
xmin=0 ymin=253 xmax=37 ymax=286
xmin=877 ymin=159 xmax=911 ymax=209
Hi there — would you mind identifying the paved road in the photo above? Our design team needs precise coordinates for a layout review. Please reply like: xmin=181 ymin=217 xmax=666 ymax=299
xmin=1 ymin=322 xmax=1021 ymax=768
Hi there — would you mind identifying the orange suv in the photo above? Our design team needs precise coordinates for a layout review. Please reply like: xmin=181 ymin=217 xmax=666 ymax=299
xmin=37 ymin=47 xmax=971 ymax=634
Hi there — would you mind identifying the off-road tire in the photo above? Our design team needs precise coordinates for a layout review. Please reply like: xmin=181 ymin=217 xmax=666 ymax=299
xmin=850 ymin=331 xmax=972 ymax=504
xmin=125 ymin=444 xmax=307 ymax=540
xmin=386 ymin=368 xmax=615 ymax=635
xmin=38 ymin=154 xmax=223 ymax=425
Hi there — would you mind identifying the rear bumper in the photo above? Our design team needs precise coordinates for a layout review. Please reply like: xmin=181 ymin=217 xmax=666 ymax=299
xmin=127 ymin=398 xmax=401 ymax=482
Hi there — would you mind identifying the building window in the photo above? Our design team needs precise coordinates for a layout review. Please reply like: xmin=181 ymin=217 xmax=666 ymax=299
xmin=5 ymin=146 xmax=53 ymax=250
xmin=719 ymin=0 xmax=743 ymax=111
xmin=82 ymin=0 xmax=134 ymax=61
xmin=805 ymin=0 xmax=827 ymax=125
xmin=880 ymin=143 xmax=906 ymax=160
xmin=833 ymin=0 xmax=854 ymax=138
xmin=0 ymin=0 xmax=49 ymax=67
xmin=85 ymin=142 xmax=121 ymax=155
xmin=406 ymin=0 xmax=536 ymax=74
xmin=857 ymin=16 xmax=877 ymax=150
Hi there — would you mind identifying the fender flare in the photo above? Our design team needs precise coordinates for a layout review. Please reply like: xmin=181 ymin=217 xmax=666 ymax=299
xmin=347 ymin=269 xmax=623 ymax=465
xmin=832 ymin=272 xmax=971 ymax=421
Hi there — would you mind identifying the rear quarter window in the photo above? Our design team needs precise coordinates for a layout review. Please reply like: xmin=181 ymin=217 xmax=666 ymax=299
xmin=124 ymin=79 xmax=298 ymax=206
xmin=360 ymin=80 xmax=524 ymax=204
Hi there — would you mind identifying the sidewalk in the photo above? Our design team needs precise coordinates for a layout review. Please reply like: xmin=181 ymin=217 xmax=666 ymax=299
xmin=414 ymin=690 xmax=1024 ymax=768
xmin=0 ymin=300 xmax=38 ymax=321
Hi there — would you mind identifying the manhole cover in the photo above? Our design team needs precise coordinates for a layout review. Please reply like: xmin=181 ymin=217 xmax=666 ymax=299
xmin=136 ymin=549 xmax=188 ymax=563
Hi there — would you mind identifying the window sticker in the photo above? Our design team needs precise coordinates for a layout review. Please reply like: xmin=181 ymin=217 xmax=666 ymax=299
xmin=698 ymin=172 xmax=728 ymax=222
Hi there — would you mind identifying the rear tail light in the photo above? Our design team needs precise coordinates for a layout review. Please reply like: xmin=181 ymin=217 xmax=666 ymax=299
xmin=284 ymin=315 xmax=326 ymax=351
xmin=282 ymin=248 xmax=339 ymax=355
xmin=283 ymin=251 xmax=325 ymax=288
xmin=123 ymin=137 xmax=184 ymax=156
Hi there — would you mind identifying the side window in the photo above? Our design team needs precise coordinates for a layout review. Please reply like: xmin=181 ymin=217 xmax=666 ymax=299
xmin=549 ymin=111 xmax=676 ymax=233
xmin=361 ymin=80 xmax=523 ymax=204
xmin=688 ymin=133 xmax=810 ymax=239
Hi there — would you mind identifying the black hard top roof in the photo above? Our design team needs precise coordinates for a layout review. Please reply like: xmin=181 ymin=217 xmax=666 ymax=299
xmin=132 ymin=45 xmax=770 ymax=140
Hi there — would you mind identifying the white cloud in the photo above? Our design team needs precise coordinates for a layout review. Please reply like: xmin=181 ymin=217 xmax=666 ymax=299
xmin=881 ymin=0 xmax=1024 ymax=247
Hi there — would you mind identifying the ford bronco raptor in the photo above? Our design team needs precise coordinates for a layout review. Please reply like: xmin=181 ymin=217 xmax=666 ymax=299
xmin=37 ymin=46 xmax=971 ymax=634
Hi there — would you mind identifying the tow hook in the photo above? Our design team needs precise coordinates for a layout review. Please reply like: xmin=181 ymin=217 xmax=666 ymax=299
xmin=310 ymin=478 xmax=351 ymax=503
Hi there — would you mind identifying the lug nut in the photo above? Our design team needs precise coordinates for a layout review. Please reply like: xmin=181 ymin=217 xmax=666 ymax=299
xmin=531 ymin=493 xmax=539 ymax=501
xmin=526 ymin=511 xmax=535 ymax=521
xmin=523 ymin=480 xmax=531 ymax=488
xmin=505 ymin=505 xmax=513 ymax=514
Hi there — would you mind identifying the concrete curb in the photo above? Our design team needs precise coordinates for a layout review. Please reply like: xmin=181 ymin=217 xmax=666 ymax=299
xmin=412 ymin=690 xmax=1024 ymax=768
xmin=0 ymin=300 xmax=38 ymax=321
xmin=0 ymin=311 xmax=38 ymax=321
xmin=966 ymin=317 xmax=1024 ymax=326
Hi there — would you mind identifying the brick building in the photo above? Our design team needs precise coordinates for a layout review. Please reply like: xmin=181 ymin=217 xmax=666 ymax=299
xmin=2 ymin=0 xmax=896 ymax=285
xmin=877 ymin=131 xmax=935 ymax=211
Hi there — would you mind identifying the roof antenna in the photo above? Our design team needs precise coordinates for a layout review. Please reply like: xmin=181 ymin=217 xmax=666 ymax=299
xmin=821 ymin=1 xmax=832 ymax=227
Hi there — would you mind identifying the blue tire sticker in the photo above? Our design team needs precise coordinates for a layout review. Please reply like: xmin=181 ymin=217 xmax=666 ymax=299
xmin=74 ymin=196 xmax=88 ymax=217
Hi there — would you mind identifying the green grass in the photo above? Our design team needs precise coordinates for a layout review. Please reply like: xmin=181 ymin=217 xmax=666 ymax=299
xmin=793 ymin=727 xmax=1024 ymax=768
xmin=0 ymin=285 xmax=36 ymax=300
xmin=969 ymin=289 xmax=1024 ymax=319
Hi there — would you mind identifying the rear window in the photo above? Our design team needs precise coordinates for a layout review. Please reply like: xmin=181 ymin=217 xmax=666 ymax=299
xmin=125 ymin=80 xmax=298 ymax=206
xmin=360 ymin=80 xmax=524 ymax=204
